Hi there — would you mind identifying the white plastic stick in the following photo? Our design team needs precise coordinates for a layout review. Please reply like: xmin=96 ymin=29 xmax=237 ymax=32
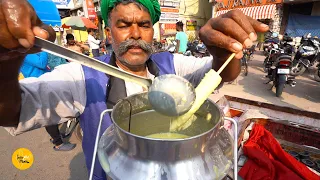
xmin=217 ymin=53 xmax=236 ymax=74
xmin=170 ymin=53 xmax=236 ymax=131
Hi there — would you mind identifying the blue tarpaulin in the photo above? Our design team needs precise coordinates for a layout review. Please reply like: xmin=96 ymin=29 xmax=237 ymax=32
xmin=286 ymin=13 xmax=320 ymax=37
xmin=28 ymin=0 xmax=61 ymax=26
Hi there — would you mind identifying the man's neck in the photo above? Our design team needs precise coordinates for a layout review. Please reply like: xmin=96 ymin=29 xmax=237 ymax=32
xmin=115 ymin=59 xmax=147 ymax=77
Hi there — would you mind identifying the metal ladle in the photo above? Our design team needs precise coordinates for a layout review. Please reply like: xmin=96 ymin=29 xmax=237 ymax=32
xmin=34 ymin=37 xmax=195 ymax=116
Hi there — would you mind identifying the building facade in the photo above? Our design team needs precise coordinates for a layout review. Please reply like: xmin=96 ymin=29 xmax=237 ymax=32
xmin=213 ymin=0 xmax=283 ymax=34
xmin=281 ymin=0 xmax=320 ymax=37
xmin=156 ymin=0 xmax=212 ymax=41
xmin=211 ymin=0 xmax=320 ymax=37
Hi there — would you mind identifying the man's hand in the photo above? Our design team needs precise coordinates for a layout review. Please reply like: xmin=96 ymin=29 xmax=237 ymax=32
xmin=0 ymin=0 xmax=56 ymax=61
xmin=199 ymin=10 xmax=269 ymax=81
xmin=0 ymin=0 xmax=55 ymax=127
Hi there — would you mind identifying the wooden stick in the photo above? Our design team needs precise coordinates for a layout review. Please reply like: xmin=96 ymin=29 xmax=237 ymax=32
xmin=217 ymin=53 xmax=236 ymax=74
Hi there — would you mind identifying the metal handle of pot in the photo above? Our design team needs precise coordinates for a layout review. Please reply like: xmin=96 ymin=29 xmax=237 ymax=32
xmin=224 ymin=117 xmax=238 ymax=180
xmin=89 ymin=109 xmax=113 ymax=180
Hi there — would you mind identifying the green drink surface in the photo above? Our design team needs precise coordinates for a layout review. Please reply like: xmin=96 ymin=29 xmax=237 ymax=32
xmin=146 ymin=133 xmax=190 ymax=139
xmin=117 ymin=110 xmax=213 ymax=139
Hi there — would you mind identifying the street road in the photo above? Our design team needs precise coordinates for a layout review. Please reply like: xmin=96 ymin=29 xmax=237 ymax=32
xmin=0 ymin=51 xmax=319 ymax=180
xmin=211 ymin=51 xmax=320 ymax=113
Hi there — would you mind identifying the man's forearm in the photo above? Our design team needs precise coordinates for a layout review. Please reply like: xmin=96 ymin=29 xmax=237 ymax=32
xmin=0 ymin=57 xmax=24 ymax=127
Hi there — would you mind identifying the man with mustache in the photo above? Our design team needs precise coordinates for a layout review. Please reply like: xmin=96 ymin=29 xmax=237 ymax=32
xmin=0 ymin=0 xmax=269 ymax=179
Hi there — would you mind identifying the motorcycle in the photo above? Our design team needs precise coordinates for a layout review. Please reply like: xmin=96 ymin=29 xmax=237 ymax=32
xmin=163 ymin=39 xmax=176 ymax=53
xmin=266 ymin=51 xmax=296 ymax=97
xmin=153 ymin=40 xmax=164 ymax=53
xmin=263 ymin=43 xmax=280 ymax=72
xmin=263 ymin=32 xmax=280 ymax=56
xmin=184 ymin=40 xmax=210 ymax=57
xmin=241 ymin=45 xmax=255 ymax=76
xmin=314 ymin=63 xmax=320 ymax=82
xmin=291 ymin=36 xmax=320 ymax=76
xmin=264 ymin=35 xmax=295 ymax=73
xmin=263 ymin=36 xmax=296 ymax=97
xmin=59 ymin=118 xmax=83 ymax=141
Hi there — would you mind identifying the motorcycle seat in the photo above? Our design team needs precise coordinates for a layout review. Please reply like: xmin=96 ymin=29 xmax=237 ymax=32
xmin=277 ymin=55 xmax=292 ymax=61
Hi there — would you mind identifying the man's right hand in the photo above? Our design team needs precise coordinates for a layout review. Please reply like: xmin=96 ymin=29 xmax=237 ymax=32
xmin=0 ymin=0 xmax=55 ymax=61
xmin=0 ymin=0 xmax=56 ymax=127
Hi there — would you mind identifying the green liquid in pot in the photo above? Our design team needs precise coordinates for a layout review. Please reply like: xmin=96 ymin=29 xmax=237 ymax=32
xmin=146 ymin=133 xmax=189 ymax=139
xmin=117 ymin=110 xmax=213 ymax=139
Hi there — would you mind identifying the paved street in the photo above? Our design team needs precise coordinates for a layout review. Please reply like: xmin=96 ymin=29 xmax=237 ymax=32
xmin=211 ymin=51 xmax=320 ymax=113
xmin=0 ymin=51 xmax=319 ymax=180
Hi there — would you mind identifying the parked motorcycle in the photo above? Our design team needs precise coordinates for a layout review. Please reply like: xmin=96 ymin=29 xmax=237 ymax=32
xmin=263 ymin=32 xmax=280 ymax=56
xmin=291 ymin=36 xmax=320 ymax=76
xmin=314 ymin=63 xmax=320 ymax=82
xmin=266 ymin=52 xmax=296 ymax=97
xmin=241 ymin=45 xmax=255 ymax=76
xmin=263 ymin=43 xmax=280 ymax=72
xmin=164 ymin=39 xmax=176 ymax=53
xmin=153 ymin=40 xmax=164 ymax=53
xmin=184 ymin=40 xmax=210 ymax=57
xmin=264 ymin=35 xmax=295 ymax=73
xmin=59 ymin=118 xmax=83 ymax=141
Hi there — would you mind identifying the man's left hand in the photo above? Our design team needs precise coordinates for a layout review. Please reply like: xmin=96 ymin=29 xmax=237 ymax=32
xmin=199 ymin=10 xmax=269 ymax=81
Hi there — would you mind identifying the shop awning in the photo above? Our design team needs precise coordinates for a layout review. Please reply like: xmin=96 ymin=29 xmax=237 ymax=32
xmin=28 ymin=0 xmax=61 ymax=26
xmin=215 ymin=4 xmax=276 ymax=20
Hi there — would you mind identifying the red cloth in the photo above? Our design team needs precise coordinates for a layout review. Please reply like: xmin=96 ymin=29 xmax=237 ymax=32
xmin=239 ymin=124 xmax=319 ymax=180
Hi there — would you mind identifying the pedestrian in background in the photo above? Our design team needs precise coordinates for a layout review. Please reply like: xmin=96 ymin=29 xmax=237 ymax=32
xmin=103 ymin=26 xmax=113 ymax=56
xmin=20 ymin=52 xmax=50 ymax=78
xmin=175 ymin=21 xmax=188 ymax=54
xmin=65 ymin=34 xmax=90 ymax=55
xmin=47 ymin=53 xmax=67 ymax=70
xmin=20 ymin=51 xmax=76 ymax=151
xmin=87 ymin=28 xmax=101 ymax=57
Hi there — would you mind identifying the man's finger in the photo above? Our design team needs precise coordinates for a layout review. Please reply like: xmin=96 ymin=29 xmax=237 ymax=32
xmin=0 ymin=7 xmax=20 ymax=49
xmin=223 ymin=10 xmax=257 ymax=42
xmin=199 ymin=26 xmax=243 ymax=53
xmin=235 ymin=51 xmax=243 ymax=59
xmin=246 ymin=15 xmax=269 ymax=33
xmin=39 ymin=24 xmax=56 ymax=42
xmin=2 ymin=0 xmax=40 ymax=48
xmin=33 ymin=26 xmax=49 ymax=40
xmin=210 ymin=17 xmax=253 ymax=48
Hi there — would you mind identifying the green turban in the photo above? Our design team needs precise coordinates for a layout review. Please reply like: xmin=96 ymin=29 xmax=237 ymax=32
xmin=101 ymin=0 xmax=161 ymax=26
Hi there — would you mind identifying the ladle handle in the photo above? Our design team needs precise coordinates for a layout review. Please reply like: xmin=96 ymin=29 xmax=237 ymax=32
xmin=34 ymin=37 xmax=152 ymax=88
xmin=224 ymin=117 xmax=238 ymax=180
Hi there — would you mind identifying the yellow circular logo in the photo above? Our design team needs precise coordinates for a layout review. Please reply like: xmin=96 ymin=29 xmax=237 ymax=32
xmin=12 ymin=148 xmax=34 ymax=170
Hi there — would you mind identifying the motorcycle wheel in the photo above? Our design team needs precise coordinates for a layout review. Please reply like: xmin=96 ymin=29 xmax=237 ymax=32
xmin=290 ymin=62 xmax=306 ymax=76
xmin=263 ymin=58 xmax=268 ymax=73
xmin=276 ymin=83 xmax=285 ymax=97
xmin=75 ymin=124 xmax=83 ymax=141
xmin=314 ymin=69 xmax=320 ymax=82
xmin=59 ymin=120 xmax=78 ymax=138
xmin=244 ymin=56 xmax=248 ymax=76
xmin=276 ymin=75 xmax=286 ymax=97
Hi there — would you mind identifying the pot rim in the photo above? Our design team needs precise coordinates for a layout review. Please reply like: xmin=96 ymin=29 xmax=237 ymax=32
xmin=111 ymin=93 xmax=224 ymax=142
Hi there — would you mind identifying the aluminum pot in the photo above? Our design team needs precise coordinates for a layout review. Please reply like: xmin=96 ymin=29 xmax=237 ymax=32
xmin=96 ymin=92 xmax=237 ymax=180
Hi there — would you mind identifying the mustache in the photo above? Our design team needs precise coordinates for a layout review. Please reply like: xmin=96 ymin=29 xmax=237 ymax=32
xmin=117 ymin=39 xmax=153 ymax=55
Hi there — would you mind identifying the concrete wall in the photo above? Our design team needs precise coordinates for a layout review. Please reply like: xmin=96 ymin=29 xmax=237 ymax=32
xmin=312 ymin=2 xmax=320 ymax=16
